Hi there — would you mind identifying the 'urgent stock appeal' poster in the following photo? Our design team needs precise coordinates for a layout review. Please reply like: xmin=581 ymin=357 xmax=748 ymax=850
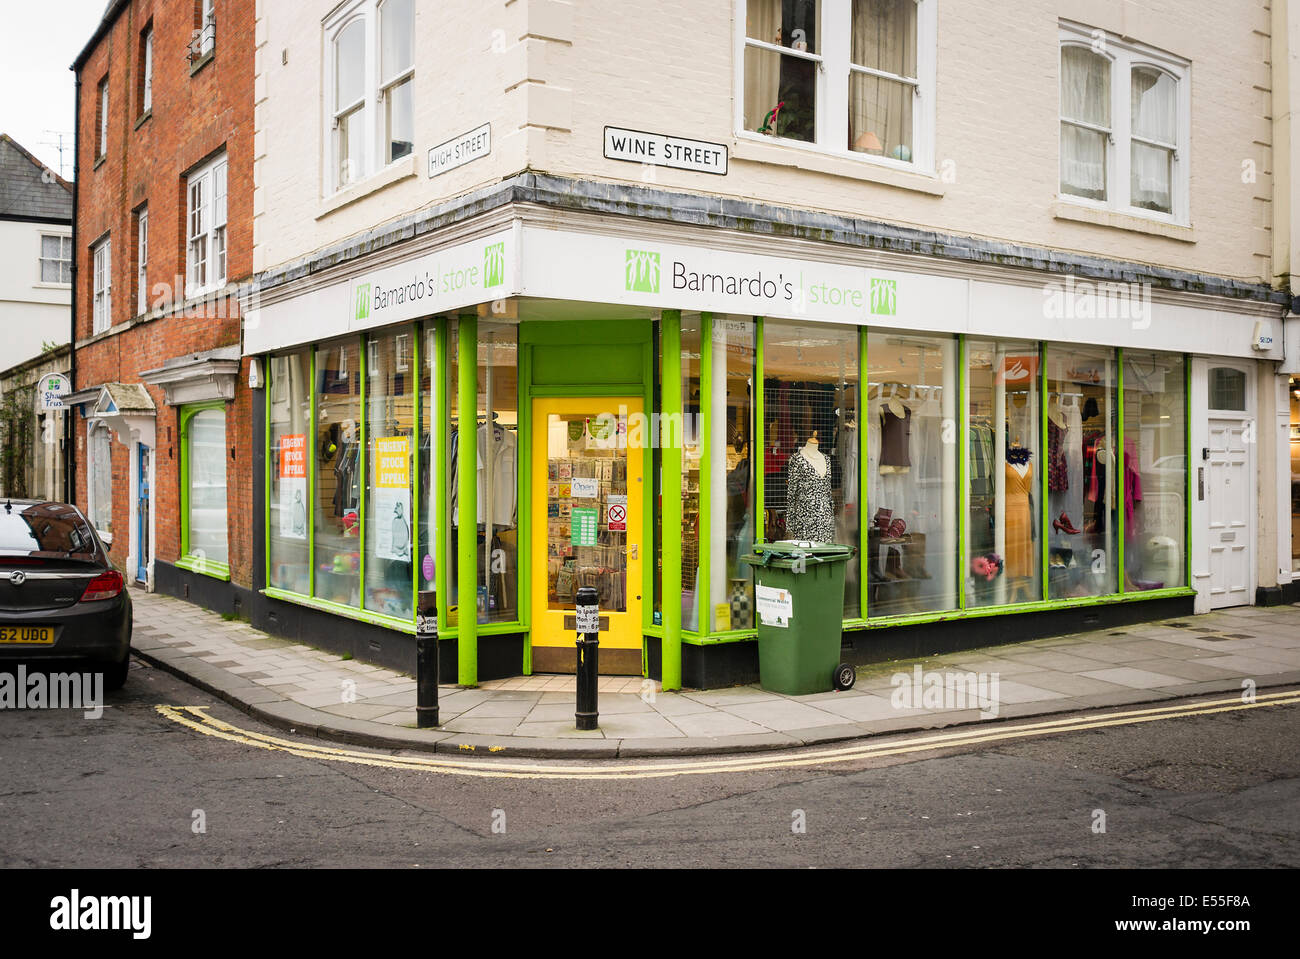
xmin=373 ymin=436 xmax=411 ymax=561
xmin=279 ymin=434 xmax=308 ymax=539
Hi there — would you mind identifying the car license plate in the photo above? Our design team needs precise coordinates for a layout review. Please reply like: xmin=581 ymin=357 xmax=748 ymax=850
xmin=0 ymin=626 xmax=54 ymax=645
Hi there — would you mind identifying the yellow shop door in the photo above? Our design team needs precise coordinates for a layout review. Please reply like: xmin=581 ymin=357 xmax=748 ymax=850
xmin=530 ymin=397 xmax=643 ymax=674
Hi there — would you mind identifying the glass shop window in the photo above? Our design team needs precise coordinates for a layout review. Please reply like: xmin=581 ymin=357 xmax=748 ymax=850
xmin=966 ymin=340 xmax=1041 ymax=607
xmin=763 ymin=318 xmax=861 ymax=617
xmin=418 ymin=323 xmax=439 ymax=605
xmin=865 ymin=330 xmax=957 ymax=616
xmin=680 ymin=316 xmax=704 ymax=631
xmin=1046 ymin=345 xmax=1118 ymax=599
xmin=1123 ymin=352 xmax=1186 ymax=590
xmin=710 ymin=316 xmax=756 ymax=632
xmin=269 ymin=350 xmax=312 ymax=594
xmin=314 ymin=339 xmax=363 ymax=607
xmin=364 ymin=329 xmax=416 ymax=619
xmin=448 ymin=322 xmax=519 ymax=626
xmin=185 ymin=407 xmax=229 ymax=568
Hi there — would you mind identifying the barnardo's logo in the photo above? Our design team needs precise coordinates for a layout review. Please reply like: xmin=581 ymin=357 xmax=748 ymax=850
xmin=870 ymin=278 xmax=897 ymax=316
xmin=626 ymin=249 xmax=661 ymax=293
xmin=355 ymin=283 xmax=372 ymax=321
xmin=484 ymin=242 xmax=505 ymax=288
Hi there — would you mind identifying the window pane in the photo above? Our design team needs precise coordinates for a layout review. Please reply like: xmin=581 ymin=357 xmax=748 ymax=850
xmin=1131 ymin=141 xmax=1172 ymax=213
xmin=365 ymin=331 xmax=415 ymax=618
xmin=1123 ymin=352 xmax=1185 ymax=590
xmin=474 ymin=324 xmax=518 ymax=623
xmin=386 ymin=77 xmax=414 ymax=162
xmin=851 ymin=0 xmax=916 ymax=78
xmin=381 ymin=0 xmax=414 ymax=79
xmin=314 ymin=340 xmax=362 ymax=607
xmin=1061 ymin=122 xmax=1107 ymax=200
xmin=1047 ymin=345 xmax=1118 ymax=599
xmin=270 ymin=351 xmax=311 ymax=594
xmin=681 ymin=318 xmax=702 ymax=630
xmin=746 ymin=0 xmax=817 ymax=53
xmin=42 ymin=235 xmax=61 ymax=258
xmin=1132 ymin=66 xmax=1176 ymax=143
xmin=849 ymin=72 xmax=913 ymax=159
xmin=1209 ymin=367 xmax=1247 ymax=411
xmin=418 ymin=324 xmax=438 ymax=602
xmin=867 ymin=331 xmax=957 ymax=616
xmin=744 ymin=45 xmax=816 ymax=141
xmin=339 ymin=105 xmax=366 ymax=185
xmin=335 ymin=20 xmax=365 ymax=107
xmin=446 ymin=321 xmax=461 ymax=624
xmin=1061 ymin=45 xmax=1110 ymax=126
xmin=41 ymin=260 xmax=59 ymax=283
xmin=710 ymin=317 xmax=756 ymax=631
xmin=188 ymin=408 xmax=229 ymax=566
xmin=966 ymin=340 xmax=1040 ymax=607
xmin=91 ymin=426 xmax=113 ymax=533
xmin=764 ymin=319 xmax=861 ymax=617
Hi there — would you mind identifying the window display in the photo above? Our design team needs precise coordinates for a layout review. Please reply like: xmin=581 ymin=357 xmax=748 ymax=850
xmin=711 ymin=316 xmax=755 ymax=631
xmin=681 ymin=317 xmax=703 ymax=631
xmin=1046 ymin=345 xmax=1118 ymax=599
xmin=764 ymin=319 xmax=860 ymax=617
xmin=1123 ymin=351 xmax=1186 ymax=589
xmin=314 ymin=339 xmax=362 ymax=607
xmin=269 ymin=350 xmax=311 ymax=594
xmin=967 ymin=340 xmax=1041 ymax=606
xmin=866 ymin=331 xmax=957 ymax=616
xmin=364 ymin=330 xmax=415 ymax=618
xmin=448 ymin=321 xmax=519 ymax=624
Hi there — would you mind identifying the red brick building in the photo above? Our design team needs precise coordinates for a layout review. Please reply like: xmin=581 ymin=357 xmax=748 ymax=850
xmin=70 ymin=0 xmax=254 ymax=609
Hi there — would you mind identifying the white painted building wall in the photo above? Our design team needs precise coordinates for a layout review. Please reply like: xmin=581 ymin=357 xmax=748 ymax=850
xmin=0 ymin=219 xmax=71 ymax=368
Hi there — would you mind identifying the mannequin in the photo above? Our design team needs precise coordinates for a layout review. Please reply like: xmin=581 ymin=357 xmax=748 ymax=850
xmin=785 ymin=430 xmax=835 ymax=542
xmin=1004 ymin=441 xmax=1034 ymax=592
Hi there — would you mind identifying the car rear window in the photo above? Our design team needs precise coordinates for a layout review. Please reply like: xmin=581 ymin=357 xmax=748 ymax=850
xmin=0 ymin=504 xmax=98 ymax=556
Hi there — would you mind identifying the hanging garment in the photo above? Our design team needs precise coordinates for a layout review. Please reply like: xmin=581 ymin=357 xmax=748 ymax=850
xmin=785 ymin=450 xmax=836 ymax=542
xmin=840 ymin=423 xmax=858 ymax=507
xmin=1124 ymin=437 xmax=1143 ymax=539
xmin=478 ymin=424 xmax=518 ymax=527
xmin=1047 ymin=420 xmax=1069 ymax=492
xmin=1005 ymin=462 xmax=1035 ymax=579
xmin=879 ymin=406 xmax=912 ymax=469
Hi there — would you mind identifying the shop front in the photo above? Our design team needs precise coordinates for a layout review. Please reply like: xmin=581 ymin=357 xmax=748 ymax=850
xmin=245 ymin=212 xmax=1288 ymax=689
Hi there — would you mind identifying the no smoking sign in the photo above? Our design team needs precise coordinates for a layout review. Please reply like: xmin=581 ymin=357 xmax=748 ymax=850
xmin=607 ymin=504 xmax=627 ymax=531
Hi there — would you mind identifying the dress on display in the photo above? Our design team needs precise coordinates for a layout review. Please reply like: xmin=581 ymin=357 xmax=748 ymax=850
xmin=1005 ymin=462 xmax=1035 ymax=578
xmin=785 ymin=451 xmax=835 ymax=542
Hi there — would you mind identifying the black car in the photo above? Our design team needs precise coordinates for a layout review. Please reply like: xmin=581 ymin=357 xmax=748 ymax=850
xmin=0 ymin=499 xmax=132 ymax=690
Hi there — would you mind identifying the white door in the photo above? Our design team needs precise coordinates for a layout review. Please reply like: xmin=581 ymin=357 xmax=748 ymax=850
xmin=1205 ymin=417 xmax=1252 ymax=608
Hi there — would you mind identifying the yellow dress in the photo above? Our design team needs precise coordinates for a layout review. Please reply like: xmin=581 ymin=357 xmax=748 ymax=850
xmin=1005 ymin=462 xmax=1034 ymax=579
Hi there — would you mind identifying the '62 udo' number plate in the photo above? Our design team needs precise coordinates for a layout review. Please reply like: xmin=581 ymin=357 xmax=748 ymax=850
xmin=0 ymin=626 xmax=54 ymax=645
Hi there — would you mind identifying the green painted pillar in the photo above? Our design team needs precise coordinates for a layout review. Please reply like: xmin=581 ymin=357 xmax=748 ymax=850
xmin=661 ymin=312 xmax=683 ymax=691
xmin=457 ymin=314 xmax=478 ymax=686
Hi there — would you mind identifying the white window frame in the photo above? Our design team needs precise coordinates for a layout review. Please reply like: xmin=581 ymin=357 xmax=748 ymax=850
xmin=97 ymin=77 xmax=108 ymax=157
xmin=324 ymin=0 xmax=415 ymax=195
xmin=200 ymin=0 xmax=216 ymax=56
xmin=142 ymin=26 xmax=154 ymax=114
xmin=186 ymin=152 xmax=228 ymax=297
xmin=1058 ymin=21 xmax=1191 ymax=225
xmin=92 ymin=237 xmax=112 ymax=334
xmin=378 ymin=0 xmax=415 ymax=165
xmin=87 ymin=421 xmax=113 ymax=542
xmin=136 ymin=207 xmax=149 ymax=316
xmin=733 ymin=0 xmax=936 ymax=174
xmin=39 ymin=233 xmax=72 ymax=285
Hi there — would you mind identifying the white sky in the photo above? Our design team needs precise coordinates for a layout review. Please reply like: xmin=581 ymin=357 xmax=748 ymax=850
xmin=0 ymin=1 xmax=114 ymax=179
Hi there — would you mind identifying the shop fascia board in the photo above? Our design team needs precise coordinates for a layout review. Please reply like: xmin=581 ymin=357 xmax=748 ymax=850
xmin=139 ymin=345 xmax=241 ymax=407
xmin=251 ymin=173 xmax=1283 ymax=308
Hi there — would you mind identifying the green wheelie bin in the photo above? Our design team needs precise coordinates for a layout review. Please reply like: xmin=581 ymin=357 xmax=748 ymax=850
xmin=742 ymin=540 xmax=856 ymax=696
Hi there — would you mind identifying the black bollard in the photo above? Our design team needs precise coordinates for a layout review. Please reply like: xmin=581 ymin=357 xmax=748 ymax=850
xmin=416 ymin=589 xmax=439 ymax=728
xmin=574 ymin=586 xmax=599 ymax=730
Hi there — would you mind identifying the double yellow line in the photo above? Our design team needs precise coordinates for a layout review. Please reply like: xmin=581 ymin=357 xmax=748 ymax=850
xmin=156 ymin=689 xmax=1300 ymax=781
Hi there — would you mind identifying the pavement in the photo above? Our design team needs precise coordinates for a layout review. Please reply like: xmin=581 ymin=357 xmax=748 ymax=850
xmin=128 ymin=588 xmax=1300 ymax=758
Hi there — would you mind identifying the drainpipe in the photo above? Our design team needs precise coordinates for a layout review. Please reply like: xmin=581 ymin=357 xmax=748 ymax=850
xmin=66 ymin=70 xmax=81 ymax=506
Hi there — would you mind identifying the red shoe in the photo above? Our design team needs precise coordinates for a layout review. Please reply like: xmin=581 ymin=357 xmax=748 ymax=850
xmin=1052 ymin=512 xmax=1081 ymax=535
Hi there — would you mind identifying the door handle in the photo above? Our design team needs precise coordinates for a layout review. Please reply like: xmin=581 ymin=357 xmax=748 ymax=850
xmin=627 ymin=544 xmax=638 ymax=560
xmin=1198 ymin=467 xmax=1205 ymax=501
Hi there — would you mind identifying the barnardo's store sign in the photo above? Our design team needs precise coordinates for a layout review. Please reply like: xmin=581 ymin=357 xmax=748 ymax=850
xmin=349 ymin=230 xmax=513 ymax=331
xmin=521 ymin=227 xmax=965 ymax=327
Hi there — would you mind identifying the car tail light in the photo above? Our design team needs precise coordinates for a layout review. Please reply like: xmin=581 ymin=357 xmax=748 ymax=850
xmin=80 ymin=569 xmax=124 ymax=602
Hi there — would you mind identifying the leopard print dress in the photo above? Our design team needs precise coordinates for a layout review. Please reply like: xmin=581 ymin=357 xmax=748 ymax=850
xmin=784 ymin=450 xmax=835 ymax=542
